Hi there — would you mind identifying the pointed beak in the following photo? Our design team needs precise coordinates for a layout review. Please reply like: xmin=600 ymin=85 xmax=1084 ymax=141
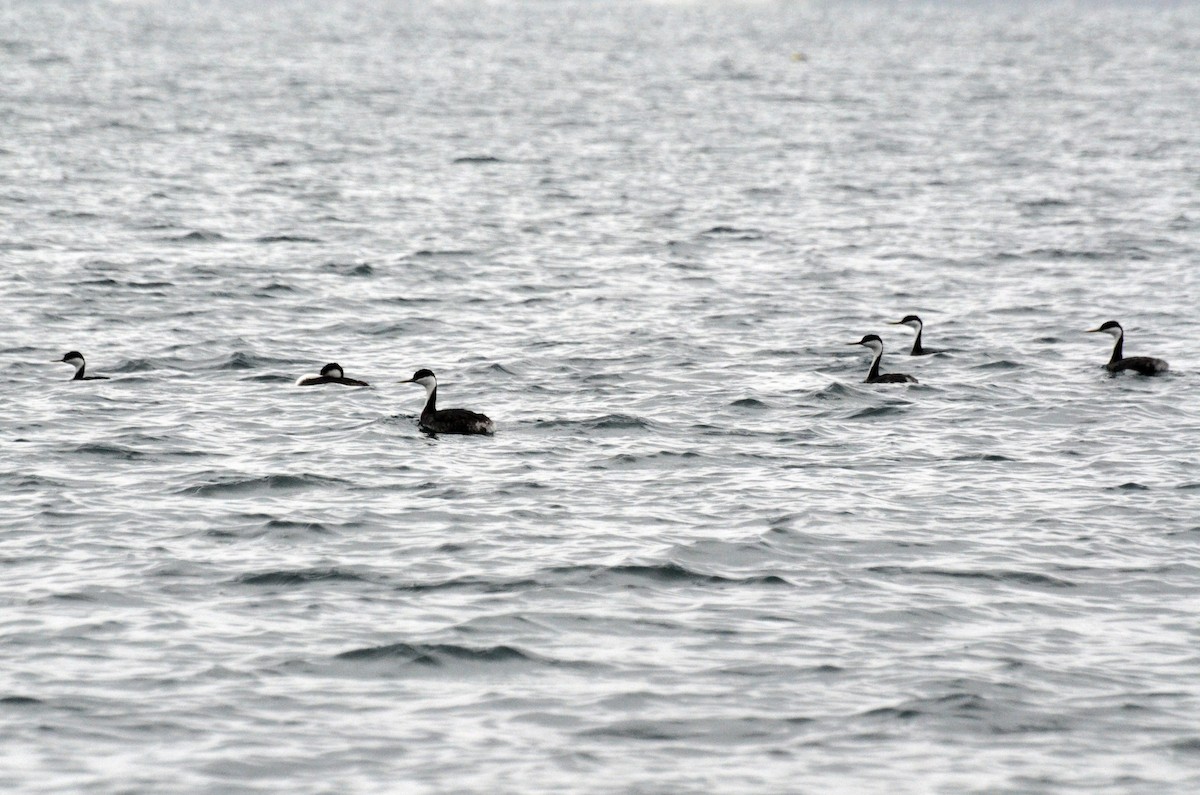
xmin=887 ymin=320 xmax=902 ymax=325
xmin=399 ymin=378 xmax=413 ymax=384
xmin=846 ymin=341 xmax=862 ymax=346
xmin=1086 ymin=328 xmax=1101 ymax=334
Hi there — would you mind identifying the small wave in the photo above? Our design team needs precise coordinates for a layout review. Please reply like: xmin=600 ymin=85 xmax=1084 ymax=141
xmin=256 ymin=281 xmax=296 ymax=293
xmin=262 ymin=519 xmax=331 ymax=534
xmin=212 ymin=351 xmax=273 ymax=370
xmin=972 ymin=360 xmax=1021 ymax=370
xmin=110 ymin=359 xmax=160 ymax=373
xmin=183 ymin=473 xmax=349 ymax=497
xmin=452 ymin=155 xmax=504 ymax=164
xmin=1168 ymin=738 xmax=1200 ymax=753
xmin=862 ymin=693 xmax=989 ymax=723
xmin=334 ymin=642 xmax=537 ymax=666
xmin=1018 ymin=198 xmax=1070 ymax=209
xmin=323 ymin=262 xmax=374 ymax=277
xmin=72 ymin=443 xmax=146 ymax=460
xmin=595 ymin=450 xmax=703 ymax=470
xmin=254 ymin=235 xmax=322 ymax=244
xmin=1022 ymin=247 xmax=1107 ymax=261
xmin=951 ymin=453 xmax=1013 ymax=462
xmin=236 ymin=567 xmax=368 ymax=586
xmin=534 ymin=414 xmax=651 ymax=431
xmin=570 ymin=562 xmax=790 ymax=588
xmin=868 ymin=566 xmax=1074 ymax=588
xmin=0 ymin=696 xmax=42 ymax=706
xmin=701 ymin=225 xmax=762 ymax=240
xmin=1110 ymin=482 xmax=1150 ymax=491
xmin=847 ymin=405 xmax=908 ymax=419
xmin=810 ymin=382 xmax=855 ymax=400
xmin=167 ymin=230 xmax=226 ymax=243
xmin=730 ymin=397 xmax=769 ymax=409
xmin=407 ymin=249 xmax=476 ymax=259
xmin=578 ymin=720 xmax=693 ymax=741
xmin=3 ymin=474 xmax=70 ymax=491
xmin=49 ymin=210 xmax=101 ymax=220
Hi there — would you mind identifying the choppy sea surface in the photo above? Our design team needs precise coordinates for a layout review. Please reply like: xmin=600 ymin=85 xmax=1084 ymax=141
xmin=2 ymin=1 xmax=1199 ymax=792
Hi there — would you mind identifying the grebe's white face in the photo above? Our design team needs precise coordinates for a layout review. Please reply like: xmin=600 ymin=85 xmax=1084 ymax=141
xmin=901 ymin=318 xmax=922 ymax=331
xmin=859 ymin=338 xmax=884 ymax=355
xmin=1095 ymin=325 xmax=1122 ymax=339
xmin=63 ymin=355 xmax=85 ymax=372
xmin=414 ymin=374 xmax=437 ymax=394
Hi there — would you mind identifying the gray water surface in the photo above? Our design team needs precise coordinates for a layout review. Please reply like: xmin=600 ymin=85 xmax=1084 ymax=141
xmin=2 ymin=1 xmax=1199 ymax=792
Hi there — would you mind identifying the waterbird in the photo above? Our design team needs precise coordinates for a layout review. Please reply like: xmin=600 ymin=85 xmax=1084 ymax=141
xmin=296 ymin=363 xmax=369 ymax=387
xmin=850 ymin=335 xmax=918 ymax=384
xmin=400 ymin=369 xmax=495 ymax=435
xmin=889 ymin=314 xmax=940 ymax=355
xmin=1087 ymin=321 xmax=1169 ymax=376
xmin=56 ymin=351 xmax=109 ymax=380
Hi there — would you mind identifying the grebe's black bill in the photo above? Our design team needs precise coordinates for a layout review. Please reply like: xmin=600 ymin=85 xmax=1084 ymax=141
xmin=296 ymin=362 xmax=369 ymax=387
xmin=400 ymin=369 xmax=495 ymax=435
xmin=888 ymin=315 xmax=941 ymax=356
xmin=1087 ymin=321 xmax=1169 ymax=376
xmin=850 ymin=335 xmax=918 ymax=384
xmin=56 ymin=351 xmax=109 ymax=381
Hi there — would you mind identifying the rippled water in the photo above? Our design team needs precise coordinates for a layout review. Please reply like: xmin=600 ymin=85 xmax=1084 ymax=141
xmin=3 ymin=1 xmax=1200 ymax=792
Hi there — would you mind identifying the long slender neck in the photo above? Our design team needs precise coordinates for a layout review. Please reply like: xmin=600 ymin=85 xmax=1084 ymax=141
xmin=72 ymin=362 xmax=86 ymax=380
xmin=1110 ymin=332 xmax=1124 ymax=364
xmin=423 ymin=384 xmax=438 ymax=416
xmin=911 ymin=327 xmax=924 ymax=355
xmin=867 ymin=349 xmax=882 ymax=381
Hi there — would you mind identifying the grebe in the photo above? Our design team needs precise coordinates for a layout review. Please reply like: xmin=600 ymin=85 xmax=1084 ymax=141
xmin=296 ymin=363 xmax=369 ymax=387
xmin=1087 ymin=321 xmax=1169 ymax=376
xmin=56 ymin=351 xmax=109 ymax=381
xmin=401 ymin=369 xmax=494 ymax=435
xmin=889 ymin=315 xmax=940 ymax=355
xmin=850 ymin=335 xmax=918 ymax=384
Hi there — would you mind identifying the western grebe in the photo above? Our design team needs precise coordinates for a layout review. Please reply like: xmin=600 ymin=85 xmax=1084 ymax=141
xmin=889 ymin=315 xmax=940 ymax=355
xmin=400 ymin=369 xmax=495 ymax=435
xmin=850 ymin=335 xmax=918 ymax=384
xmin=56 ymin=351 xmax=109 ymax=381
xmin=296 ymin=363 xmax=369 ymax=387
xmin=1087 ymin=321 xmax=1168 ymax=376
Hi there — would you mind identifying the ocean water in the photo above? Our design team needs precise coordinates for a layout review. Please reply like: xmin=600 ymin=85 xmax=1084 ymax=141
xmin=2 ymin=0 xmax=1199 ymax=792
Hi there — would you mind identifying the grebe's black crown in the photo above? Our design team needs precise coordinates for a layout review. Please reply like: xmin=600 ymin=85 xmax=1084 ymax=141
xmin=411 ymin=368 xmax=436 ymax=381
xmin=855 ymin=334 xmax=883 ymax=345
xmin=61 ymin=351 xmax=83 ymax=361
xmin=1095 ymin=320 xmax=1122 ymax=332
xmin=899 ymin=315 xmax=921 ymax=324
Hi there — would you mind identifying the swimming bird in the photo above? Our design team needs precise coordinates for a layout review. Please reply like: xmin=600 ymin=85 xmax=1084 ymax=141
xmin=296 ymin=363 xmax=369 ymax=387
xmin=400 ymin=369 xmax=495 ymax=435
xmin=1087 ymin=320 xmax=1169 ymax=376
xmin=850 ymin=335 xmax=918 ymax=384
xmin=56 ymin=351 xmax=109 ymax=380
xmin=889 ymin=314 xmax=940 ymax=355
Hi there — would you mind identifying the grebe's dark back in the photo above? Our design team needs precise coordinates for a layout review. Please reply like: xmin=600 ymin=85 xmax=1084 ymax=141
xmin=1087 ymin=321 xmax=1168 ymax=376
xmin=850 ymin=335 xmax=918 ymax=384
xmin=401 ymin=369 xmax=494 ymax=435
xmin=296 ymin=363 xmax=369 ymax=387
